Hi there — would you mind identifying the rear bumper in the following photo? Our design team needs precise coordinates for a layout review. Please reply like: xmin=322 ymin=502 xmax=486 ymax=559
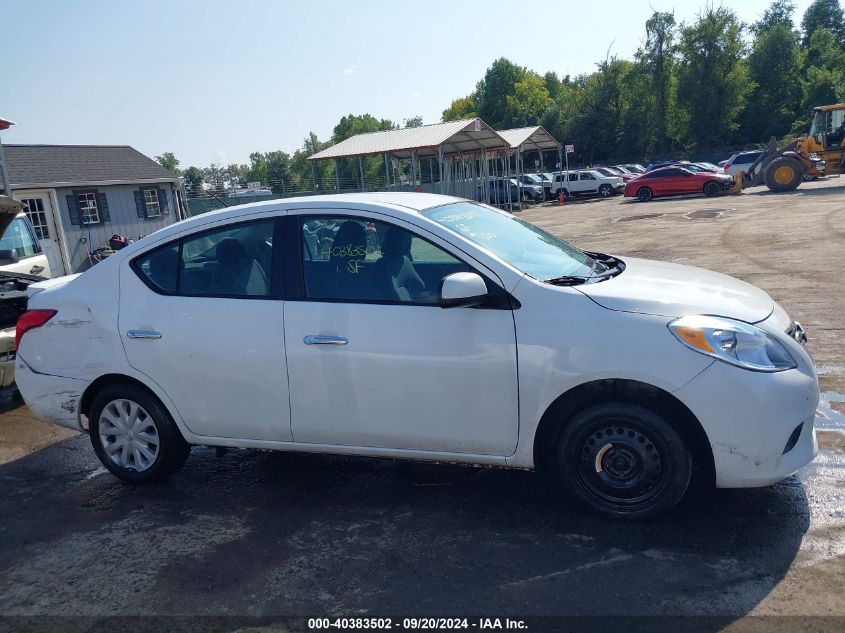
xmin=15 ymin=355 xmax=87 ymax=432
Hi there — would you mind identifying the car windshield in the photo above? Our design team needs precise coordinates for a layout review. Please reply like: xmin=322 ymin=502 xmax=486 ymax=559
xmin=423 ymin=201 xmax=599 ymax=280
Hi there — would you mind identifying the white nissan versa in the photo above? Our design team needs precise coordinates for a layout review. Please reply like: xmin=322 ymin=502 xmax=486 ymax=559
xmin=15 ymin=193 xmax=817 ymax=518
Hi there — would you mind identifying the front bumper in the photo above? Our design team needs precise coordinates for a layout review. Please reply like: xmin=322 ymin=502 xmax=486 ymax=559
xmin=674 ymin=359 xmax=818 ymax=488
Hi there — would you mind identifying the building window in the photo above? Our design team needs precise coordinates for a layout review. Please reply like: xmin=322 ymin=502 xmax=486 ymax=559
xmin=78 ymin=192 xmax=100 ymax=224
xmin=144 ymin=188 xmax=161 ymax=218
xmin=21 ymin=198 xmax=49 ymax=240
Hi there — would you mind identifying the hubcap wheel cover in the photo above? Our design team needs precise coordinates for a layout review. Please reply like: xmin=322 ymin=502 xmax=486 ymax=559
xmin=575 ymin=422 xmax=665 ymax=506
xmin=99 ymin=399 xmax=160 ymax=472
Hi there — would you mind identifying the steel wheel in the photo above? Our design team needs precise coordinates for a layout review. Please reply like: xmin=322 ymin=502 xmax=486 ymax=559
xmin=557 ymin=402 xmax=692 ymax=519
xmin=575 ymin=423 xmax=664 ymax=506
xmin=98 ymin=398 xmax=160 ymax=472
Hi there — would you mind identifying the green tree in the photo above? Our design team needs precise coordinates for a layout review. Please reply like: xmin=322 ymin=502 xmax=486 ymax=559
xmin=797 ymin=28 xmax=845 ymax=127
xmin=264 ymin=151 xmax=291 ymax=194
xmin=674 ymin=6 xmax=751 ymax=149
xmin=800 ymin=0 xmax=845 ymax=46
xmin=155 ymin=152 xmax=180 ymax=174
xmin=504 ymin=74 xmax=553 ymax=127
xmin=640 ymin=11 xmax=677 ymax=153
xmin=289 ymin=132 xmax=333 ymax=191
xmin=403 ymin=116 xmax=423 ymax=128
xmin=475 ymin=58 xmax=528 ymax=127
xmin=741 ymin=21 xmax=803 ymax=142
xmin=441 ymin=96 xmax=477 ymax=121
xmin=752 ymin=0 xmax=796 ymax=34
xmin=182 ymin=166 xmax=204 ymax=193
xmin=332 ymin=113 xmax=395 ymax=143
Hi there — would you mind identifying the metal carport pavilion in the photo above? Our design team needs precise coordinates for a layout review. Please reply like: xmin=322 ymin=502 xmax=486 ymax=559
xmin=497 ymin=126 xmax=563 ymax=200
xmin=307 ymin=117 xmax=516 ymax=206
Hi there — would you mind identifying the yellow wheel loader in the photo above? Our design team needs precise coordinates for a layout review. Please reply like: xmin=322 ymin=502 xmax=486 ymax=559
xmin=732 ymin=103 xmax=845 ymax=193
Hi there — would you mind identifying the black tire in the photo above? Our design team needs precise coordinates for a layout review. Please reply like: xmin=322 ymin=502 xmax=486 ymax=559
xmin=557 ymin=402 xmax=692 ymax=519
xmin=763 ymin=156 xmax=803 ymax=192
xmin=703 ymin=181 xmax=720 ymax=197
xmin=89 ymin=383 xmax=191 ymax=483
xmin=599 ymin=184 xmax=613 ymax=198
xmin=636 ymin=187 xmax=653 ymax=202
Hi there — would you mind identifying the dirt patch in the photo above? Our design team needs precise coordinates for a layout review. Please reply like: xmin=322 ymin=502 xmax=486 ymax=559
xmin=614 ymin=213 xmax=666 ymax=222
xmin=684 ymin=208 xmax=728 ymax=220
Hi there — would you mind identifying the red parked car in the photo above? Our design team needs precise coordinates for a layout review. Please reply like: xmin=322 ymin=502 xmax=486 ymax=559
xmin=624 ymin=166 xmax=735 ymax=202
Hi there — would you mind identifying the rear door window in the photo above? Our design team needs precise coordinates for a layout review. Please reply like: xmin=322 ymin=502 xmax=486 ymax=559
xmin=133 ymin=219 xmax=275 ymax=298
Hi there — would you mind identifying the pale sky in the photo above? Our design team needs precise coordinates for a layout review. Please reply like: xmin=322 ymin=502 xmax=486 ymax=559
xmin=2 ymin=0 xmax=814 ymax=167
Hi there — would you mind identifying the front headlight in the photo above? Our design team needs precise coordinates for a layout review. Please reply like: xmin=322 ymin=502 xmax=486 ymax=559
xmin=668 ymin=315 xmax=797 ymax=372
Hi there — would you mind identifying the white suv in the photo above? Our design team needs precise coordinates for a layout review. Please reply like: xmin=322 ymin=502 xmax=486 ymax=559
xmin=548 ymin=170 xmax=624 ymax=198
xmin=723 ymin=151 xmax=764 ymax=176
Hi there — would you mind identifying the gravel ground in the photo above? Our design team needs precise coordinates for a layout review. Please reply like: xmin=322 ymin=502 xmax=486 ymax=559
xmin=0 ymin=178 xmax=843 ymax=630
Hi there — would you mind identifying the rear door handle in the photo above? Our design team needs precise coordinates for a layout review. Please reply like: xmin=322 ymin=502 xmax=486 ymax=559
xmin=127 ymin=330 xmax=162 ymax=340
xmin=304 ymin=335 xmax=348 ymax=346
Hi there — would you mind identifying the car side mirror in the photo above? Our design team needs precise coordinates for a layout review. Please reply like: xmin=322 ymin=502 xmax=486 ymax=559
xmin=0 ymin=249 xmax=20 ymax=265
xmin=439 ymin=272 xmax=489 ymax=308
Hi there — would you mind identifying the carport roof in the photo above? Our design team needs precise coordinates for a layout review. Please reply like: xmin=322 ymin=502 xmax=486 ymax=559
xmin=307 ymin=118 xmax=510 ymax=161
xmin=497 ymin=126 xmax=561 ymax=150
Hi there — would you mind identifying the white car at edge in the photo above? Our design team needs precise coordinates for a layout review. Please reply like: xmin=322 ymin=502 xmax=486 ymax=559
xmin=15 ymin=193 xmax=818 ymax=519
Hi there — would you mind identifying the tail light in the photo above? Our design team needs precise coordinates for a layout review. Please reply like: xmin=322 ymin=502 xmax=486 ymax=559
xmin=723 ymin=164 xmax=730 ymax=171
xmin=16 ymin=309 xmax=57 ymax=349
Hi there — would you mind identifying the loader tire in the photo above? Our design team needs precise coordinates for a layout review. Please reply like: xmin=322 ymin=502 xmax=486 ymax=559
xmin=764 ymin=157 xmax=803 ymax=192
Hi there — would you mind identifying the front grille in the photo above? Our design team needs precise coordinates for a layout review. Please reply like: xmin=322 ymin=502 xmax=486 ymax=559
xmin=0 ymin=297 xmax=27 ymax=330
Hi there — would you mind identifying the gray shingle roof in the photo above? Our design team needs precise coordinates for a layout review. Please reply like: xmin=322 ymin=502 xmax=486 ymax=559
xmin=3 ymin=144 xmax=177 ymax=188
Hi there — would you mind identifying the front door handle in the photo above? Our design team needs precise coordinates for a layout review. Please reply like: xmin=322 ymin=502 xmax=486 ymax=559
xmin=30 ymin=265 xmax=45 ymax=274
xmin=304 ymin=335 xmax=348 ymax=346
xmin=127 ymin=330 xmax=162 ymax=340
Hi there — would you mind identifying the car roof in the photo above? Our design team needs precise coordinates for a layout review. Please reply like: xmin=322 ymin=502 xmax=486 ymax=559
xmin=137 ymin=192 xmax=466 ymax=245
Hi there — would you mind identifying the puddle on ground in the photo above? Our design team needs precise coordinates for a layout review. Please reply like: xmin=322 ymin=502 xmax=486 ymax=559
xmin=614 ymin=213 xmax=666 ymax=223
xmin=684 ymin=208 xmax=729 ymax=220
xmin=816 ymin=391 xmax=845 ymax=430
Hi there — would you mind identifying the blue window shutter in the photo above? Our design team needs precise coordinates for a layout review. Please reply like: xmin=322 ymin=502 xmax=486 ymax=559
xmin=157 ymin=187 xmax=169 ymax=215
xmin=134 ymin=189 xmax=147 ymax=219
xmin=96 ymin=192 xmax=110 ymax=223
xmin=66 ymin=194 xmax=82 ymax=226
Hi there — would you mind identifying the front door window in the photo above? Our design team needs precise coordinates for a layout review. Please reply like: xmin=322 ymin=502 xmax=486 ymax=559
xmin=300 ymin=216 xmax=471 ymax=304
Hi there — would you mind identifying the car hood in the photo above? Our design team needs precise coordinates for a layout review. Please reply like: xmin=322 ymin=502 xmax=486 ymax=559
xmin=576 ymin=257 xmax=774 ymax=323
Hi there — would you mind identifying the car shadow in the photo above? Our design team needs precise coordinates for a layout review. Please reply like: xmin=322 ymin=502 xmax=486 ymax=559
xmin=0 ymin=437 xmax=810 ymax=624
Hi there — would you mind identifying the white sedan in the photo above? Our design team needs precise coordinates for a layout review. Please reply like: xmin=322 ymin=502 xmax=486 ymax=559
xmin=15 ymin=193 xmax=818 ymax=518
